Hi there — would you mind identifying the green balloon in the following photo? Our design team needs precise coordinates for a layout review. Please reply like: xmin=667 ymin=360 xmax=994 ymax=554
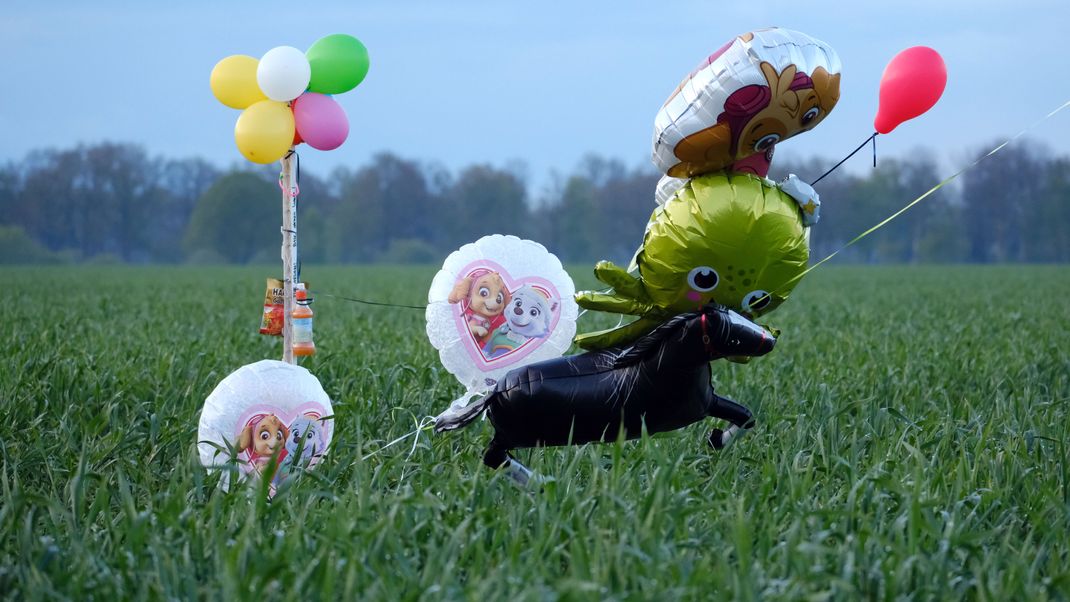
xmin=306 ymin=34 xmax=370 ymax=94
xmin=636 ymin=171 xmax=809 ymax=317
xmin=574 ymin=171 xmax=810 ymax=350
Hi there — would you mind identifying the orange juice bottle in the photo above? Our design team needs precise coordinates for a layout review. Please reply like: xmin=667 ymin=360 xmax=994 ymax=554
xmin=292 ymin=288 xmax=315 ymax=357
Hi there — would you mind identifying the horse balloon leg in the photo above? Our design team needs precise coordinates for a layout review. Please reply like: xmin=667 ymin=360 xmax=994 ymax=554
xmin=707 ymin=391 xmax=755 ymax=450
xmin=484 ymin=439 xmax=538 ymax=488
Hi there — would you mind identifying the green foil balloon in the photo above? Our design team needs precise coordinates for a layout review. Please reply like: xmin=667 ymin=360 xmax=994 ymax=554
xmin=306 ymin=34 xmax=370 ymax=94
xmin=575 ymin=171 xmax=809 ymax=349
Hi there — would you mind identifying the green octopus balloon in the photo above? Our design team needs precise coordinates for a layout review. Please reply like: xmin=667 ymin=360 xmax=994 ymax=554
xmin=575 ymin=170 xmax=809 ymax=350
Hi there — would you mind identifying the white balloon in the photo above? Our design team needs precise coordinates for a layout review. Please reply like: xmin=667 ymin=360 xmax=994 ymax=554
xmin=197 ymin=360 xmax=333 ymax=492
xmin=256 ymin=46 xmax=311 ymax=102
xmin=426 ymin=235 xmax=577 ymax=405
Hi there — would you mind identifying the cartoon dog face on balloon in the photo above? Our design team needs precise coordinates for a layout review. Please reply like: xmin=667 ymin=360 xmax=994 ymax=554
xmin=669 ymin=61 xmax=840 ymax=177
xmin=238 ymin=413 xmax=289 ymax=465
xmin=285 ymin=413 xmax=328 ymax=463
xmin=654 ymin=28 xmax=842 ymax=179
xmin=483 ymin=285 xmax=559 ymax=359
xmin=449 ymin=270 xmax=511 ymax=345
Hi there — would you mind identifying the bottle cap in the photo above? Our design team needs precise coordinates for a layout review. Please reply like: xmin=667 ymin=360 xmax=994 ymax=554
xmin=295 ymin=289 xmax=307 ymax=301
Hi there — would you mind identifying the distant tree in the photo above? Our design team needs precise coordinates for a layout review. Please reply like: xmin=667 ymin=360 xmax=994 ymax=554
xmin=592 ymin=167 xmax=659 ymax=264
xmin=153 ymin=158 xmax=221 ymax=262
xmin=327 ymin=166 xmax=385 ymax=262
xmin=962 ymin=142 xmax=1047 ymax=262
xmin=183 ymin=172 xmax=278 ymax=263
xmin=0 ymin=163 xmax=19 ymax=227
xmin=444 ymin=164 xmax=529 ymax=247
xmin=2 ymin=138 xmax=1068 ymax=266
xmin=915 ymin=202 xmax=969 ymax=263
xmin=776 ymin=153 xmax=953 ymax=263
xmin=328 ymin=153 xmax=435 ymax=262
xmin=380 ymin=238 xmax=439 ymax=263
xmin=1031 ymin=158 xmax=1070 ymax=262
xmin=553 ymin=175 xmax=601 ymax=262
xmin=13 ymin=143 xmax=173 ymax=262
xmin=0 ymin=225 xmax=60 ymax=264
xmin=772 ymin=155 xmax=856 ymax=260
xmin=298 ymin=206 xmax=328 ymax=264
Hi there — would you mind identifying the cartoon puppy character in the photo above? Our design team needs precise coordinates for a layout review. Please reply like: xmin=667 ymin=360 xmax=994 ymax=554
xmin=667 ymin=38 xmax=840 ymax=178
xmin=237 ymin=414 xmax=289 ymax=470
xmin=274 ymin=413 xmax=328 ymax=485
xmin=449 ymin=271 xmax=511 ymax=345
xmin=482 ymin=285 xmax=558 ymax=359
xmin=285 ymin=414 xmax=327 ymax=464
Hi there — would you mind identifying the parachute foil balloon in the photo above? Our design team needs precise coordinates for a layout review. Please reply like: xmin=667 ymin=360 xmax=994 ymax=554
xmin=575 ymin=172 xmax=808 ymax=350
xmin=198 ymin=360 xmax=334 ymax=494
xmin=874 ymin=46 xmax=947 ymax=134
xmin=436 ymin=305 xmax=776 ymax=483
xmin=427 ymin=235 xmax=578 ymax=410
xmin=653 ymin=27 xmax=841 ymax=179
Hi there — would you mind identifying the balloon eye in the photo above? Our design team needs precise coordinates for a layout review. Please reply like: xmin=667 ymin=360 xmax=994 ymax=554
xmin=687 ymin=266 xmax=719 ymax=292
xmin=479 ymin=287 xmax=490 ymax=297
xmin=802 ymin=107 xmax=820 ymax=126
xmin=496 ymin=293 xmax=503 ymax=304
xmin=743 ymin=290 xmax=772 ymax=312
xmin=754 ymin=134 xmax=780 ymax=153
xmin=307 ymin=431 xmax=314 ymax=439
xmin=276 ymin=432 xmax=283 ymax=441
xmin=260 ymin=431 xmax=270 ymax=440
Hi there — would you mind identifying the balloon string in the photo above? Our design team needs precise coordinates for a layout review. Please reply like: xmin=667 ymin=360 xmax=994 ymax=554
xmin=774 ymin=98 xmax=1070 ymax=300
xmin=810 ymin=132 xmax=878 ymax=186
xmin=318 ymin=291 xmax=426 ymax=310
xmin=361 ymin=416 xmax=436 ymax=461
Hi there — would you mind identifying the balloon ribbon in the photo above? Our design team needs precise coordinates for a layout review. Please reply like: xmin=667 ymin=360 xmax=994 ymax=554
xmin=811 ymin=132 xmax=878 ymax=186
xmin=779 ymin=99 xmax=1070 ymax=298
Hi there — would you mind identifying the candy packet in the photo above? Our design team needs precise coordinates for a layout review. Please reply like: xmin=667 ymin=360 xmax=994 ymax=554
xmin=259 ymin=278 xmax=285 ymax=336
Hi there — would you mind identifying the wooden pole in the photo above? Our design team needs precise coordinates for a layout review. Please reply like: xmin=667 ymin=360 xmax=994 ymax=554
xmin=280 ymin=148 xmax=298 ymax=364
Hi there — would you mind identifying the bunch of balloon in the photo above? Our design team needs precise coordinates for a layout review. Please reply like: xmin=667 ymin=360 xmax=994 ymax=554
xmin=210 ymin=34 xmax=369 ymax=162
xmin=209 ymin=34 xmax=370 ymax=363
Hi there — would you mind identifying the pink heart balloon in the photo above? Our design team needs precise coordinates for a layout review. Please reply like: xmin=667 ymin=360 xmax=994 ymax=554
xmin=293 ymin=92 xmax=350 ymax=151
xmin=874 ymin=46 xmax=947 ymax=134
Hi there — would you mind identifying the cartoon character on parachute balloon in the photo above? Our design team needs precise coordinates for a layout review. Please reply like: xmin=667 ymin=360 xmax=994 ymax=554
xmin=429 ymin=27 xmax=946 ymax=484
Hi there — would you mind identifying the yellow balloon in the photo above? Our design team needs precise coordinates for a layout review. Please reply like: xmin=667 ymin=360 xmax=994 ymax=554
xmin=234 ymin=101 xmax=295 ymax=164
xmin=210 ymin=55 xmax=268 ymax=109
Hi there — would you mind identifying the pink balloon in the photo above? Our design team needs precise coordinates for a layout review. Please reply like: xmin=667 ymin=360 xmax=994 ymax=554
xmin=874 ymin=46 xmax=947 ymax=134
xmin=293 ymin=93 xmax=350 ymax=150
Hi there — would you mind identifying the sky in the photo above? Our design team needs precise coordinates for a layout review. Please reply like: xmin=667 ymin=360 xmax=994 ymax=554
xmin=2 ymin=0 xmax=1068 ymax=193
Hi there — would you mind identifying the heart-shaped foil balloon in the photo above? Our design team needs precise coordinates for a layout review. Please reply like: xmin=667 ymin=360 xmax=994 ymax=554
xmin=426 ymin=235 xmax=577 ymax=401
xmin=197 ymin=360 xmax=334 ymax=493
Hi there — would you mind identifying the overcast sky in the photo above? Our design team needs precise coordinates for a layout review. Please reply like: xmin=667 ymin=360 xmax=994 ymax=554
xmin=2 ymin=0 xmax=1068 ymax=190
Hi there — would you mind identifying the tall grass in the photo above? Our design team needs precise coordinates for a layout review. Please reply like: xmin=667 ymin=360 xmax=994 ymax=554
xmin=1 ymin=265 xmax=1068 ymax=600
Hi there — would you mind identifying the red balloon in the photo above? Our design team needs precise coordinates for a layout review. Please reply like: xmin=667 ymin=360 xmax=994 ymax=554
xmin=873 ymin=46 xmax=947 ymax=134
xmin=290 ymin=104 xmax=304 ymax=145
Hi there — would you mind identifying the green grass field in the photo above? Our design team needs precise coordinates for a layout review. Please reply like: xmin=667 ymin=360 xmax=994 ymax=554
xmin=2 ymin=264 xmax=1069 ymax=600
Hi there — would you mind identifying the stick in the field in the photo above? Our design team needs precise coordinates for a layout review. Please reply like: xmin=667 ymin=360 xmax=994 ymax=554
xmin=281 ymin=148 xmax=298 ymax=364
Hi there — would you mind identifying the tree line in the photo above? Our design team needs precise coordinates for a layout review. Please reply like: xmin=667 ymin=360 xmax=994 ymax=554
xmin=1 ymin=141 xmax=1068 ymax=265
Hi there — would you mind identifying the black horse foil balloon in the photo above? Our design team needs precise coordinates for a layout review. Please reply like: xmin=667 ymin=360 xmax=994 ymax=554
xmin=435 ymin=305 xmax=775 ymax=482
